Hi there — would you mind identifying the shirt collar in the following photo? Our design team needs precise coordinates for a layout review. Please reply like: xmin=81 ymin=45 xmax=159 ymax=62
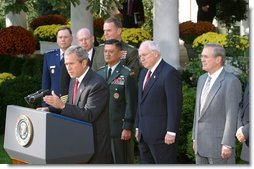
xmin=149 ymin=58 xmax=162 ymax=75
xmin=108 ymin=61 xmax=120 ymax=74
xmin=76 ymin=67 xmax=90 ymax=84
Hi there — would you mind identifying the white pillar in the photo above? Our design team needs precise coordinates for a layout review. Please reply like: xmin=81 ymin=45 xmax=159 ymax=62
xmin=71 ymin=0 xmax=93 ymax=44
xmin=240 ymin=0 xmax=249 ymax=36
xmin=154 ymin=0 xmax=180 ymax=69
xmin=5 ymin=11 xmax=27 ymax=28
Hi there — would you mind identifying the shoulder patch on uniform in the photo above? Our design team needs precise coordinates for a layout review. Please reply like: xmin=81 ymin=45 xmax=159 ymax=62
xmin=46 ymin=49 xmax=58 ymax=53
xmin=98 ymin=43 xmax=105 ymax=47
xmin=122 ymin=65 xmax=131 ymax=71
xmin=98 ymin=65 xmax=106 ymax=70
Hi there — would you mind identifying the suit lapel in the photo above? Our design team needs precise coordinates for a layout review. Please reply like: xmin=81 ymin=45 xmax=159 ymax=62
xmin=200 ymin=69 xmax=225 ymax=115
xmin=141 ymin=60 xmax=164 ymax=102
xmin=74 ymin=68 xmax=93 ymax=105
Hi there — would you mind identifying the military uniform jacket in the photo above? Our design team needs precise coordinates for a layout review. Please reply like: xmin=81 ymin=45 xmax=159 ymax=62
xmin=97 ymin=63 xmax=138 ymax=138
xmin=92 ymin=41 xmax=141 ymax=78
xmin=42 ymin=49 xmax=63 ymax=106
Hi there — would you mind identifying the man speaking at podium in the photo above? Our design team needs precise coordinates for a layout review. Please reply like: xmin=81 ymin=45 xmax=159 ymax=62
xmin=38 ymin=45 xmax=112 ymax=164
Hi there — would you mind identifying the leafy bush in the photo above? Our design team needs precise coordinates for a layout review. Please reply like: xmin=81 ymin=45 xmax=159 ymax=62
xmin=216 ymin=0 xmax=248 ymax=29
xmin=30 ymin=14 xmax=67 ymax=30
xmin=34 ymin=24 xmax=70 ymax=42
xmin=179 ymin=21 xmax=216 ymax=44
xmin=0 ymin=73 xmax=15 ymax=85
xmin=0 ymin=75 xmax=41 ymax=134
xmin=0 ymin=54 xmax=43 ymax=77
xmin=177 ymin=83 xmax=196 ymax=163
xmin=0 ymin=26 xmax=36 ymax=56
xmin=101 ymin=28 xmax=152 ymax=48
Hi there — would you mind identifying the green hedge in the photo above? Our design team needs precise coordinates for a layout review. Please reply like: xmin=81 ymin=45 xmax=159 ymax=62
xmin=0 ymin=55 xmax=43 ymax=134
xmin=0 ymin=54 xmax=43 ymax=77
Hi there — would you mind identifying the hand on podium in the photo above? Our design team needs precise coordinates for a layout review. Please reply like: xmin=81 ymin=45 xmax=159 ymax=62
xmin=36 ymin=107 xmax=49 ymax=111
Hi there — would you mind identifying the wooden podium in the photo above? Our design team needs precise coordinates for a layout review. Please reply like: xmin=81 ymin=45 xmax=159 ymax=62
xmin=4 ymin=105 xmax=94 ymax=164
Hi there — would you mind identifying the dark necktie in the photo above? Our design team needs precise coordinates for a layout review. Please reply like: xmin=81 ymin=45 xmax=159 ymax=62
xmin=143 ymin=70 xmax=152 ymax=90
xmin=107 ymin=68 xmax=112 ymax=81
xmin=72 ymin=79 xmax=79 ymax=104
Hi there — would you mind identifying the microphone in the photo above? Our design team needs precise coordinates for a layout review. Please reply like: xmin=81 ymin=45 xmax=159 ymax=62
xmin=24 ymin=89 xmax=50 ymax=104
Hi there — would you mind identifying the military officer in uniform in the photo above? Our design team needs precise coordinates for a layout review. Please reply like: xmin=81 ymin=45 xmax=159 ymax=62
xmin=41 ymin=26 xmax=72 ymax=106
xmin=97 ymin=39 xmax=137 ymax=164
xmin=92 ymin=16 xmax=141 ymax=79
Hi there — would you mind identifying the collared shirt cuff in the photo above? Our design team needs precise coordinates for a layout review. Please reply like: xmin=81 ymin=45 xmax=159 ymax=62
xmin=167 ymin=131 xmax=176 ymax=136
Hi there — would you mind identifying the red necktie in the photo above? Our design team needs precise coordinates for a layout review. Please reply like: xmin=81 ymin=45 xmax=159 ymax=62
xmin=72 ymin=79 xmax=79 ymax=104
xmin=143 ymin=71 xmax=152 ymax=90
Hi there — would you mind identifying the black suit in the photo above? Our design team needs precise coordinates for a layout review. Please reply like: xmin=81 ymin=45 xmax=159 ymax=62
xmin=121 ymin=0 xmax=145 ymax=28
xmin=59 ymin=49 xmax=95 ymax=103
xmin=135 ymin=60 xmax=182 ymax=163
xmin=196 ymin=0 xmax=221 ymax=22
xmin=55 ymin=68 xmax=112 ymax=163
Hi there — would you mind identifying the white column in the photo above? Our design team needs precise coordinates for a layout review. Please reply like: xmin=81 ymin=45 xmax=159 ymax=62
xmin=154 ymin=0 xmax=180 ymax=69
xmin=71 ymin=0 xmax=93 ymax=44
xmin=5 ymin=11 xmax=27 ymax=28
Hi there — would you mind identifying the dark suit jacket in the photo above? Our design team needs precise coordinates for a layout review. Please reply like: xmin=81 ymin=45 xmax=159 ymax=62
xmin=42 ymin=49 xmax=62 ymax=106
xmin=121 ymin=0 xmax=145 ymax=28
xmin=92 ymin=42 xmax=141 ymax=79
xmin=59 ymin=48 xmax=95 ymax=101
xmin=237 ymin=82 xmax=249 ymax=162
xmin=196 ymin=0 xmax=221 ymax=22
xmin=97 ymin=63 xmax=137 ymax=138
xmin=59 ymin=68 xmax=112 ymax=164
xmin=135 ymin=59 xmax=182 ymax=144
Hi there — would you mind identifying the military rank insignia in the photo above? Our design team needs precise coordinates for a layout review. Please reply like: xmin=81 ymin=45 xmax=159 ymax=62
xmin=121 ymin=50 xmax=127 ymax=59
xmin=111 ymin=76 xmax=125 ymax=85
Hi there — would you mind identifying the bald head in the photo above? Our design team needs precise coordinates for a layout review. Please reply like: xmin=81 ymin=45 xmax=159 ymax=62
xmin=76 ymin=28 xmax=94 ymax=52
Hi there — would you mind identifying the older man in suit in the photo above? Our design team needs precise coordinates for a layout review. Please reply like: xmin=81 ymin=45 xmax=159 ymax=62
xmin=92 ymin=17 xmax=141 ymax=79
xmin=42 ymin=26 xmax=72 ymax=106
xmin=76 ymin=28 xmax=95 ymax=66
xmin=236 ymin=82 xmax=249 ymax=163
xmin=192 ymin=43 xmax=242 ymax=164
xmin=135 ymin=40 xmax=182 ymax=164
xmin=41 ymin=45 xmax=112 ymax=164
xmin=97 ymin=39 xmax=137 ymax=163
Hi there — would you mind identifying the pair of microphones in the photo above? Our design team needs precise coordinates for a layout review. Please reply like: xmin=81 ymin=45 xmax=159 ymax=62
xmin=24 ymin=89 xmax=50 ymax=105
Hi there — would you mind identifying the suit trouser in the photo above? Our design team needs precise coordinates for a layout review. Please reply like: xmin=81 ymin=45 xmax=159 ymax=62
xmin=195 ymin=152 xmax=235 ymax=164
xmin=111 ymin=137 xmax=134 ymax=164
xmin=138 ymin=138 xmax=177 ymax=164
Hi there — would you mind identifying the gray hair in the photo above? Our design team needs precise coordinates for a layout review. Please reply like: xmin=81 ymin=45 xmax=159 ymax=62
xmin=65 ymin=45 xmax=89 ymax=64
xmin=139 ymin=40 xmax=161 ymax=55
xmin=204 ymin=43 xmax=226 ymax=65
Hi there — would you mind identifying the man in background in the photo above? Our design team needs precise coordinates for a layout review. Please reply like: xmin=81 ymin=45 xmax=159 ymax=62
xmin=97 ymin=39 xmax=137 ymax=163
xmin=92 ymin=16 xmax=141 ymax=79
xmin=196 ymin=0 xmax=221 ymax=22
xmin=76 ymin=28 xmax=95 ymax=66
xmin=41 ymin=26 xmax=72 ymax=106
